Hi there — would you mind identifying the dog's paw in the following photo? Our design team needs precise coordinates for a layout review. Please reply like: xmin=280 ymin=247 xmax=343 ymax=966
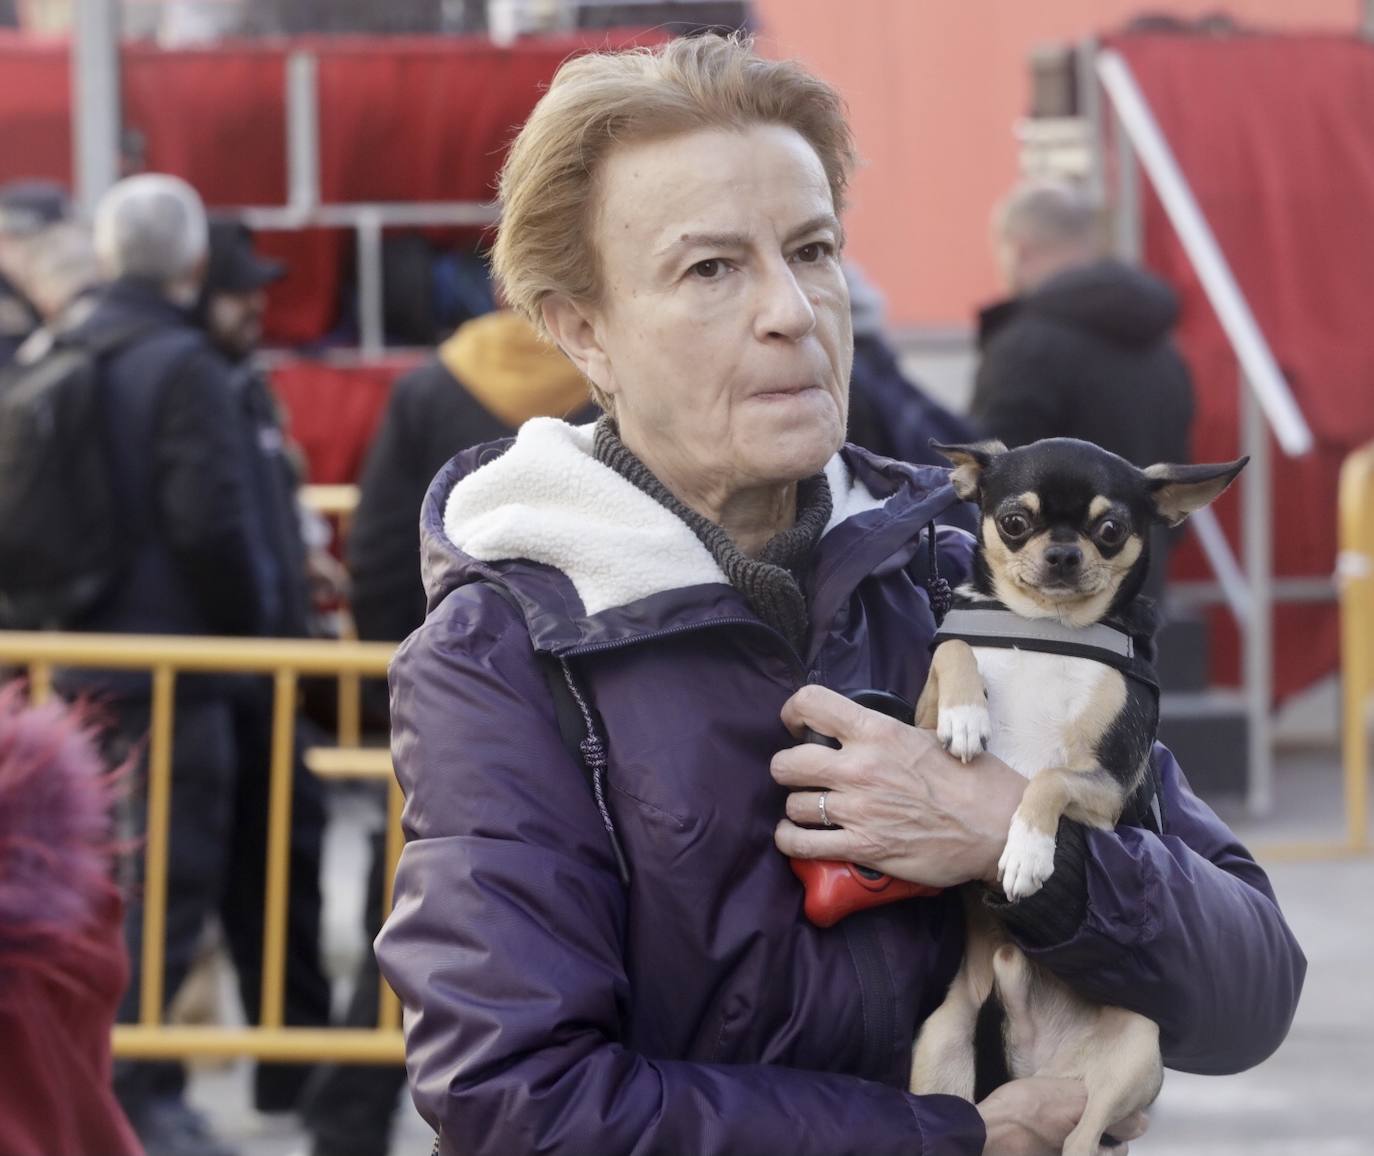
xmin=997 ymin=816 xmax=1057 ymax=900
xmin=937 ymin=703 xmax=991 ymax=763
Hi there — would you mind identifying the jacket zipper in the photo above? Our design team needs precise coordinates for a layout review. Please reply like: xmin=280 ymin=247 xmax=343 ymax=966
xmin=566 ymin=613 xmax=897 ymax=1080
xmin=843 ymin=910 xmax=900 ymax=1082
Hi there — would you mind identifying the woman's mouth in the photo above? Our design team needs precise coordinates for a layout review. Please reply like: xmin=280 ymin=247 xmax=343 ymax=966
xmin=753 ymin=384 xmax=821 ymax=400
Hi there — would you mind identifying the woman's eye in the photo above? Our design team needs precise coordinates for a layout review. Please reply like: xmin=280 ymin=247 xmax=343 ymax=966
xmin=1096 ymin=519 xmax=1127 ymax=546
xmin=794 ymin=242 xmax=831 ymax=263
xmin=999 ymin=513 xmax=1030 ymax=538
xmin=690 ymin=259 xmax=724 ymax=279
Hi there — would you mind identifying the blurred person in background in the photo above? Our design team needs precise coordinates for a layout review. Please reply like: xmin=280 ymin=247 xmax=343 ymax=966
xmin=194 ymin=217 xmax=335 ymax=1119
xmin=0 ymin=688 xmax=141 ymax=1156
xmin=76 ymin=173 xmax=267 ymax=1156
xmin=9 ymin=221 xmax=105 ymax=363
xmin=971 ymin=178 xmax=1195 ymax=601
xmin=298 ymin=307 xmax=593 ymax=1156
xmin=842 ymin=263 xmax=977 ymax=532
xmin=346 ymin=307 xmax=594 ymax=644
xmin=0 ymin=180 xmax=69 ymax=366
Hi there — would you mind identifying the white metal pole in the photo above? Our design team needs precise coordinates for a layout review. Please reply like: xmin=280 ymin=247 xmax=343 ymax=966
xmin=1076 ymin=38 xmax=1106 ymax=206
xmin=72 ymin=0 xmax=121 ymax=217
xmin=1112 ymin=107 xmax=1142 ymax=264
xmin=1188 ymin=507 xmax=1252 ymax=624
xmin=1241 ymin=370 xmax=1275 ymax=815
xmin=1096 ymin=50 xmax=1313 ymax=458
xmin=286 ymin=52 xmax=320 ymax=218
xmin=356 ymin=210 xmax=385 ymax=358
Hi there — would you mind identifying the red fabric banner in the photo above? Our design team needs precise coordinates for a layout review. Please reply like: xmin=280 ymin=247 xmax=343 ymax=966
xmin=1116 ymin=33 xmax=1374 ymax=699
xmin=270 ymin=357 xmax=422 ymax=485
xmin=0 ymin=31 xmax=660 ymax=342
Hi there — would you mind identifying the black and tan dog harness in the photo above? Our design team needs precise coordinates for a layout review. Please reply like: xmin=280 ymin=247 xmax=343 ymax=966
xmin=930 ymin=599 xmax=1164 ymax=831
xmin=932 ymin=600 xmax=1160 ymax=696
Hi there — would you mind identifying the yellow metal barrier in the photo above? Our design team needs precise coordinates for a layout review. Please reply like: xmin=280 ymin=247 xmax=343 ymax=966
xmin=1263 ymin=441 xmax=1374 ymax=860
xmin=1339 ymin=442 xmax=1374 ymax=851
xmin=0 ymin=631 xmax=403 ymax=1064
xmin=301 ymin=483 xmax=361 ymax=520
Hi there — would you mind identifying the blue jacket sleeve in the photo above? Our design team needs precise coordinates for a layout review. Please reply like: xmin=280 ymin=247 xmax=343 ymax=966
xmin=375 ymin=585 xmax=985 ymax=1156
xmin=997 ymin=745 xmax=1306 ymax=1075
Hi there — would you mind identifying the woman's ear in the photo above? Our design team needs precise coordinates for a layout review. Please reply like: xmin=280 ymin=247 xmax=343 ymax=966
xmin=541 ymin=294 xmax=615 ymax=401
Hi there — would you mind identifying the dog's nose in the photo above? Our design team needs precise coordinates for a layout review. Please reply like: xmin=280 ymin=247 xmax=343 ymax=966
xmin=1044 ymin=545 xmax=1082 ymax=576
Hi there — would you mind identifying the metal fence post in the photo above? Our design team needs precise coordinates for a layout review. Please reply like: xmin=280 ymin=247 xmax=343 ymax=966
xmin=286 ymin=51 xmax=321 ymax=217
xmin=356 ymin=210 xmax=386 ymax=358
xmin=1111 ymin=108 xmax=1141 ymax=264
xmin=71 ymin=0 xmax=121 ymax=217
xmin=1242 ymin=371 xmax=1275 ymax=815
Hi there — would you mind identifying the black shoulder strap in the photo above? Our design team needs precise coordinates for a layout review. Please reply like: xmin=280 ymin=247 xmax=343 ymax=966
xmin=61 ymin=317 xmax=166 ymax=359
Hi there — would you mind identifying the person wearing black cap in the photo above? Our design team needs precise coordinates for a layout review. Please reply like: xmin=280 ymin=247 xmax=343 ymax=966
xmin=79 ymin=174 xmax=265 ymax=1156
xmin=0 ymin=179 xmax=70 ymax=366
xmin=195 ymin=218 xmax=335 ymax=1117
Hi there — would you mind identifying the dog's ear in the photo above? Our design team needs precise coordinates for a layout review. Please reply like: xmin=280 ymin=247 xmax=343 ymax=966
xmin=930 ymin=439 xmax=1007 ymax=502
xmin=1143 ymin=457 xmax=1249 ymax=526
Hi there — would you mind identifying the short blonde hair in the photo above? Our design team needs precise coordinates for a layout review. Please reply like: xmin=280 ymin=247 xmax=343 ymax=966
xmin=492 ymin=34 xmax=856 ymax=342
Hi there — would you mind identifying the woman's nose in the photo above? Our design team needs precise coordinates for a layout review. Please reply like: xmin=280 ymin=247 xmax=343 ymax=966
xmin=754 ymin=264 xmax=816 ymax=342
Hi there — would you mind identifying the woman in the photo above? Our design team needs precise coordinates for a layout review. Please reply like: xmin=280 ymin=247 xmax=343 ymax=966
xmin=376 ymin=35 xmax=1304 ymax=1156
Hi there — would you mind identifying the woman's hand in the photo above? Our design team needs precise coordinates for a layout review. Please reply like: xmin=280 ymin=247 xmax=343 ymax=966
xmin=770 ymin=685 xmax=1026 ymax=888
xmin=978 ymin=1078 xmax=1149 ymax=1155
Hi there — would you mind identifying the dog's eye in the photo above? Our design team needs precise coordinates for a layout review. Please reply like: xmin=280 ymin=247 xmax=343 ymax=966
xmin=1096 ymin=518 xmax=1128 ymax=547
xmin=998 ymin=512 xmax=1031 ymax=538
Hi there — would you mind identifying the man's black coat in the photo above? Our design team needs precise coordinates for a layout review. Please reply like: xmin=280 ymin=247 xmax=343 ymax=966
xmin=972 ymin=259 xmax=1195 ymax=470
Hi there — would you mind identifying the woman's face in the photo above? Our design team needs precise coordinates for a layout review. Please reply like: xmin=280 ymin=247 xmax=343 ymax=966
xmin=551 ymin=123 xmax=852 ymax=500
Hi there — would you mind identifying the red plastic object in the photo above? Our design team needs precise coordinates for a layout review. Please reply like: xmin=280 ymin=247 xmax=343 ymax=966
xmin=791 ymin=858 xmax=941 ymax=928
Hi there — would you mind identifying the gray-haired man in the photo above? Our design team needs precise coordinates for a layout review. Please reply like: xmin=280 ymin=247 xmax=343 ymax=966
xmin=74 ymin=173 xmax=269 ymax=1156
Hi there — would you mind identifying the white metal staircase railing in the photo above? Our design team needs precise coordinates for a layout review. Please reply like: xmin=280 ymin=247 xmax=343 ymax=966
xmin=1089 ymin=46 xmax=1316 ymax=815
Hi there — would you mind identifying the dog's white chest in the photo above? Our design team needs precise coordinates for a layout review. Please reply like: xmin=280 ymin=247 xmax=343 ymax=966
xmin=972 ymin=648 xmax=1113 ymax=780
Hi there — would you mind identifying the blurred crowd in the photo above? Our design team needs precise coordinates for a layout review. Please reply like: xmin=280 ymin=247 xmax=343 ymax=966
xmin=1 ymin=0 xmax=754 ymax=43
xmin=0 ymin=165 xmax=1192 ymax=1156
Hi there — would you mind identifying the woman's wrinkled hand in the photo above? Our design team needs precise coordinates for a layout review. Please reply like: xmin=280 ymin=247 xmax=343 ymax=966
xmin=770 ymin=684 xmax=1026 ymax=888
xmin=977 ymin=1077 xmax=1149 ymax=1155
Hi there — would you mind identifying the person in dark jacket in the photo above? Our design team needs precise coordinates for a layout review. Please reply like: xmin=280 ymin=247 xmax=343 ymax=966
xmin=78 ymin=174 xmax=266 ymax=1156
xmin=844 ymin=262 xmax=977 ymax=470
xmin=346 ymin=307 xmax=593 ymax=644
xmin=0 ymin=181 xmax=68 ymax=367
xmin=842 ymin=262 xmax=978 ymax=534
xmin=194 ymin=218 xmax=334 ymax=1117
xmin=6 ymin=221 xmax=103 ymax=364
xmin=972 ymin=179 xmax=1196 ymax=600
xmin=376 ymin=37 xmax=1304 ymax=1156
xmin=300 ymin=308 xmax=591 ymax=1156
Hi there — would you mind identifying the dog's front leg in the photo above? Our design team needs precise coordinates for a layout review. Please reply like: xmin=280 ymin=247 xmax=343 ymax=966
xmin=998 ymin=766 xmax=1125 ymax=901
xmin=918 ymin=639 xmax=990 ymax=763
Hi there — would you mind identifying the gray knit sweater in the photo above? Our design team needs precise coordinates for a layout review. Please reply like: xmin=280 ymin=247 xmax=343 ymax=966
xmin=593 ymin=417 xmax=830 ymax=653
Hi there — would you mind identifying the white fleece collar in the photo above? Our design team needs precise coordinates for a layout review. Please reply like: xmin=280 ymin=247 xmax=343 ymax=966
xmin=443 ymin=418 xmax=888 ymax=617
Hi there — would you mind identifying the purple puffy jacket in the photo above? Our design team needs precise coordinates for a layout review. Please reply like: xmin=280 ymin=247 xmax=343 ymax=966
xmin=376 ymin=419 xmax=1304 ymax=1156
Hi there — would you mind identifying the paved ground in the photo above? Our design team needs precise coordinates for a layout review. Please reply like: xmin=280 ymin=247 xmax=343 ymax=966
xmin=189 ymin=748 xmax=1372 ymax=1156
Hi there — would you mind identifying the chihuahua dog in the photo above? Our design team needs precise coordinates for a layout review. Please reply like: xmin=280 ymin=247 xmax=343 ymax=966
xmin=909 ymin=437 xmax=1246 ymax=1156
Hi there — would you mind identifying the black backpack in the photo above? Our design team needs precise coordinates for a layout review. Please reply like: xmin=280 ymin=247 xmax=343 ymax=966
xmin=0 ymin=322 xmax=159 ymax=629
